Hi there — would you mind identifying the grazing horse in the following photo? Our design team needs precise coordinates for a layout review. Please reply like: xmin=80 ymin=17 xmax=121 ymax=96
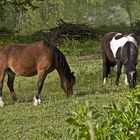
xmin=0 ymin=41 xmax=76 ymax=107
xmin=101 ymin=32 xmax=138 ymax=88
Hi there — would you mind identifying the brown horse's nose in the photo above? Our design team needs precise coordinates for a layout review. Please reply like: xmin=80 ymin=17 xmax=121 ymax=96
xmin=66 ymin=90 xmax=73 ymax=97
xmin=67 ymin=94 xmax=73 ymax=98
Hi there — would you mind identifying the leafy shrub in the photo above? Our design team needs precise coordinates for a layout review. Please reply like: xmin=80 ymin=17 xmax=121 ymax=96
xmin=131 ymin=20 xmax=140 ymax=36
xmin=66 ymin=89 xmax=140 ymax=140
xmin=94 ymin=23 xmax=132 ymax=39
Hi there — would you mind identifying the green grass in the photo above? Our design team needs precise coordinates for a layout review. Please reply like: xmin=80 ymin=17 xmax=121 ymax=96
xmin=0 ymin=39 xmax=139 ymax=139
xmin=59 ymin=39 xmax=100 ymax=56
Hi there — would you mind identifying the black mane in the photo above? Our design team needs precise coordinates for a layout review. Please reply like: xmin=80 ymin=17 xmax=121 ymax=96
xmin=53 ymin=47 xmax=72 ymax=81
xmin=122 ymin=41 xmax=138 ymax=65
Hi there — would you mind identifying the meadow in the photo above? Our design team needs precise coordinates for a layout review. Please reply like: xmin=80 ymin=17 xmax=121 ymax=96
xmin=0 ymin=39 xmax=139 ymax=140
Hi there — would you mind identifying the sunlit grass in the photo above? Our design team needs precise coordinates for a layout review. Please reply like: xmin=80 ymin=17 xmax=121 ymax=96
xmin=0 ymin=39 xmax=139 ymax=139
xmin=0 ymin=55 xmax=130 ymax=139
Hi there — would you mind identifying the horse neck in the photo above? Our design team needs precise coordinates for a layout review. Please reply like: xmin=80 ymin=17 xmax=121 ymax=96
xmin=58 ymin=72 xmax=69 ymax=86
xmin=54 ymin=48 xmax=71 ymax=82
xmin=122 ymin=42 xmax=137 ymax=63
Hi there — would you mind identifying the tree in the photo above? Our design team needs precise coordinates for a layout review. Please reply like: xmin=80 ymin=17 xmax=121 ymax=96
xmin=0 ymin=0 xmax=43 ymax=20
xmin=1 ymin=0 xmax=140 ymax=35
xmin=124 ymin=0 xmax=132 ymax=23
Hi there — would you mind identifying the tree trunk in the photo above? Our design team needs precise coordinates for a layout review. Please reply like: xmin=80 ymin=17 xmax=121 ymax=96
xmin=124 ymin=0 xmax=133 ymax=23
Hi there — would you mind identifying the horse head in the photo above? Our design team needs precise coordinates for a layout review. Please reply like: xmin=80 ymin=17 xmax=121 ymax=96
xmin=125 ymin=63 xmax=137 ymax=88
xmin=61 ymin=72 xmax=76 ymax=96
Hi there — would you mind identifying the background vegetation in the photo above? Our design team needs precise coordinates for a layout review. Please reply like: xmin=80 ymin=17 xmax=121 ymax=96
xmin=0 ymin=0 xmax=140 ymax=36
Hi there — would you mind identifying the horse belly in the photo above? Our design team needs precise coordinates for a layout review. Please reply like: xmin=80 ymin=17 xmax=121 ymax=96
xmin=8 ymin=61 xmax=37 ymax=77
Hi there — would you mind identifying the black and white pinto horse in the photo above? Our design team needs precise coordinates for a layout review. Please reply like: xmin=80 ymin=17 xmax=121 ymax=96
xmin=101 ymin=32 xmax=138 ymax=88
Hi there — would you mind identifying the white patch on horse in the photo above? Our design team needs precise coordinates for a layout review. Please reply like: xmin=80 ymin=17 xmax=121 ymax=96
xmin=0 ymin=97 xmax=4 ymax=107
xmin=127 ymin=35 xmax=137 ymax=46
xmin=103 ymin=78 xmax=107 ymax=84
xmin=125 ymin=74 xmax=129 ymax=85
xmin=110 ymin=34 xmax=137 ymax=58
xmin=33 ymin=96 xmax=41 ymax=106
xmin=129 ymin=71 xmax=135 ymax=79
xmin=110 ymin=34 xmax=127 ymax=58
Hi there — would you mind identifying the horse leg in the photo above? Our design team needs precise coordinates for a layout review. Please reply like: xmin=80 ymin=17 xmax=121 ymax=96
xmin=103 ymin=59 xmax=110 ymax=84
xmin=133 ymin=70 xmax=137 ymax=86
xmin=7 ymin=71 xmax=17 ymax=101
xmin=33 ymin=70 xmax=47 ymax=106
xmin=0 ymin=70 xmax=6 ymax=107
xmin=115 ymin=61 xmax=122 ymax=85
xmin=125 ymin=74 xmax=129 ymax=85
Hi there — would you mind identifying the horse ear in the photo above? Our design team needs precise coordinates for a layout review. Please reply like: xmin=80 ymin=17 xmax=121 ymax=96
xmin=129 ymin=33 xmax=134 ymax=36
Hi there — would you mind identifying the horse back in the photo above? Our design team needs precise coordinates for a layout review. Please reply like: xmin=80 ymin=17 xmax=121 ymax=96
xmin=0 ymin=41 xmax=54 ymax=76
xmin=101 ymin=32 xmax=118 ymax=65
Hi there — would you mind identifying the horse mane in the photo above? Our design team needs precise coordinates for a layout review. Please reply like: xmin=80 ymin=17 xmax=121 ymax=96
xmin=44 ymin=41 xmax=72 ymax=80
xmin=115 ymin=34 xmax=124 ymax=40
xmin=122 ymin=41 xmax=138 ymax=65
xmin=54 ymin=47 xmax=72 ymax=79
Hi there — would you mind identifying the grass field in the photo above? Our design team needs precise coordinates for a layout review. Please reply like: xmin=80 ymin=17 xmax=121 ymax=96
xmin=0 ymin=39 xmax=139 ymax=140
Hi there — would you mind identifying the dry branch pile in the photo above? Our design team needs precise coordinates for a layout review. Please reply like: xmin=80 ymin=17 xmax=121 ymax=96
xmin=31 ymin=19 xmax=97 ymax=43
xmin=46 ymin=19 xmax=96 ymax=42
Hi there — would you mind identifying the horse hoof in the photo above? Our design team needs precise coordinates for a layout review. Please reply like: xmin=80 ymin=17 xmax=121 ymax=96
xmin=12 ymin=96 xmax=17 ymax=101
xmin=33 ymin=96 xmax=41 ymax=106
xmin=38 ymin=99 xmax=41 ymax=104
xmin=115 ymin=81 xmax=119 ymax=85
xmin=103 ymin=78 xmax=107 ymax=85
xmin=33 ymin=101 xmax=38 ymax=106
xmin=0 ymin=99 xmax=4 ymax=108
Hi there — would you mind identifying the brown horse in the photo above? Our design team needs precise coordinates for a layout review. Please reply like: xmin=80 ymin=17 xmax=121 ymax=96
xmin=0 ymin=41 xmax=75 ymax=107
xmin=101 ymin=32 xmax=138 ymax=88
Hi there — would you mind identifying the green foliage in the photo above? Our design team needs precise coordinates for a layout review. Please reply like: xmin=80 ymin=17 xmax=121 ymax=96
xmin=66 ymin=89 xmax=140 ymax=140
xmin=0 ymin=38 xmax=19 ymax=46
xmin=59 ymin=39 xmax=100 ymax=56
xmin=1 ymin=0 xmax=140 ymax=35
xmin=66 ymin=102 xmax=95 ymax=140
xmin=94 ymin=23 xmax=132 ymax=39
xmin=95 ymin=90 xmax=140 ymax=140
xmin=0 ymin=0 xmax=43 ymax=20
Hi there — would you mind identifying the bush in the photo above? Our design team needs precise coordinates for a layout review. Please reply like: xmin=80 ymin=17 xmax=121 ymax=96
xmin=66 ymin=89 xmax=140 ymax=140
xmin=94 ymin=23 xmax=132 ymax=39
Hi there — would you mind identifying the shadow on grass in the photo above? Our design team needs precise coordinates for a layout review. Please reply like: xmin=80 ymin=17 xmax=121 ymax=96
xmin=75 ymin=83 xmax=128 ymax=97
xmin=136 ymin=67 xmax=140 ymax=84
xmin=75 ymin=91 xmax=89 ymax=97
